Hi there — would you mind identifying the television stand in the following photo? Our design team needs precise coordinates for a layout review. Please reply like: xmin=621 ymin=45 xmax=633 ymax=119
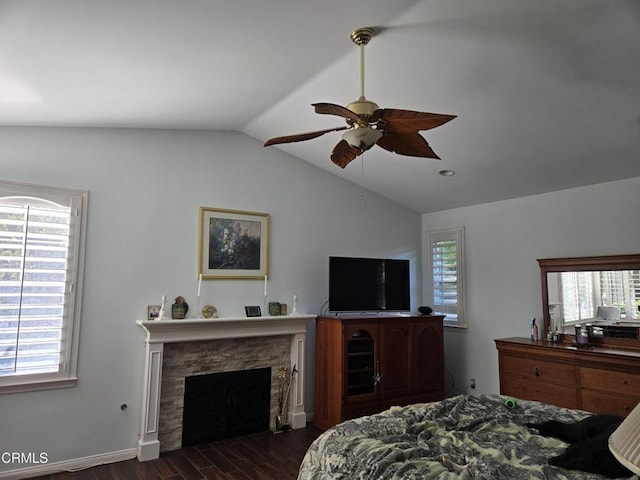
xmin=313 ymin=314 xmax=445 ymax=430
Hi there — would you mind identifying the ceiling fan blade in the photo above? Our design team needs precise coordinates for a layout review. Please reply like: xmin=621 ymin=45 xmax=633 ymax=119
xmin=376 ymin=132 xmax=441 ymax=159
xmin=313 ymin=103 xmax=363 ymax=125
xmin=330 ymin=139 xmax=363 ymax=168
xmin=264 ymin=125 xmax=349 ymax=147
xmin=372 ymin=109 xmax=456 ymax=134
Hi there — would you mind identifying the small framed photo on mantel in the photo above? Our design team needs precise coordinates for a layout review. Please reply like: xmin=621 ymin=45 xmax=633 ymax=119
xmin=147 ymin=305 xmax=161 ymax=321
xmin=198 ymin=207 xmax=269 ymax=280
xmin=245 ymin=306 xmax=262 ymax=317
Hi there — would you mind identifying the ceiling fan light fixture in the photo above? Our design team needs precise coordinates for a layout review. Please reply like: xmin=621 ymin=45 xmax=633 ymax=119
xmin=342 ymin=126 xmax=383 ymax=150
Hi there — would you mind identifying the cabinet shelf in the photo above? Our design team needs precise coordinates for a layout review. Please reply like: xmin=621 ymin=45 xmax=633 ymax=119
xmin=347 ymin=352 xmax=374 ymax=358
xmin=348 ymin=381 xmax=374 ymax=389
xmin=348 ymin=344 xmax=374 ymax=354
xmin=348 ymin=367 xmax=374 ymax=374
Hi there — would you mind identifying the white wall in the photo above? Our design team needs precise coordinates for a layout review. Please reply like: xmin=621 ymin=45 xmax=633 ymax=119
xmin=422 ymin=176 xmax=640 ymax=396
xmin=0 ymin=127 xmax=421 ymax=474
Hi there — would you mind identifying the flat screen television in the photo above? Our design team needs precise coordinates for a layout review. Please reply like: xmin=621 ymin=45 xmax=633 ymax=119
xmin=328 ymin=256 xmax=410 ymax=312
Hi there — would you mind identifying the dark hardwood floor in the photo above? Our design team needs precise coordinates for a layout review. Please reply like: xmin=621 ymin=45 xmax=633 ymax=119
xmin=30 ymin=425 xmax=323 ymax=480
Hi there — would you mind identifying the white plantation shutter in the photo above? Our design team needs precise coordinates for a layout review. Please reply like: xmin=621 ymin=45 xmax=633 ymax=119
xmin=426 ymin=226 xmax=466 ymax=328
xmin=0 ymin=181 xmax=87 ymax=393
xmin=560 ymin=271 xmax=594 ymax=322
xmin=599 ymin=270 xmax=640 ymax=320
xmin=560 ymin=270 xmax=640 ymax=323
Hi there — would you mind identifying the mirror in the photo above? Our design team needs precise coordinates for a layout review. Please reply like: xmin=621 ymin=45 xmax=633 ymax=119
xmin=538 ymin=254 xmax=640 ymax=345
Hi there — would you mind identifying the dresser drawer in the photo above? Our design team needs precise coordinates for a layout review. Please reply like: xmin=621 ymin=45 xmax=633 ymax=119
xmin=502 ymin=374 xmax=578 ymax=409
xmin=579 ymin=367 xmax=640 ymax=397
xmin=580 ymin=389 xmax=640 ymax=417
xmin=502 ymin=354 xmax=576 ymax=386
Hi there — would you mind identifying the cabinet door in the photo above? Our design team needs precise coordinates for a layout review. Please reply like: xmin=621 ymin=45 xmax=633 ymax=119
xmin=343 ymin=323 xmax=379 ymax=403
xmin=413 ymin=320 xmax=444 ymax=395
xmin=379 ymin=321 xmax=412 ymax=399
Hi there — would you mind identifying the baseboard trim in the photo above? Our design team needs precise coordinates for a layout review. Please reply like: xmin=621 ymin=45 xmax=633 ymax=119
xmin=0 ymin=448 xmax=137 ymax=479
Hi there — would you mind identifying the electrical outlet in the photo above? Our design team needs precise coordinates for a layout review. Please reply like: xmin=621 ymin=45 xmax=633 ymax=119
xmin=470 ymin=378 xmax=476 ymax=389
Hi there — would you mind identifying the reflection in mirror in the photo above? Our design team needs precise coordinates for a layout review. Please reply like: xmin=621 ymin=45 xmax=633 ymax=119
xmin=546 ymin=270 xmax=640 ymax=333
xmin=538 ymin=255 xmax=640 ymax=346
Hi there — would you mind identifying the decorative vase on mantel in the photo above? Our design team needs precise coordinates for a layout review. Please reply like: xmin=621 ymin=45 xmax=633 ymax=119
xmin=171 ymin=296 xmax=189 ymax=319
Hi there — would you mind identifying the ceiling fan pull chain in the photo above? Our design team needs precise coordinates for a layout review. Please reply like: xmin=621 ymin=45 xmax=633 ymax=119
xmin=360 ymin=154 xmax=366 ymax=206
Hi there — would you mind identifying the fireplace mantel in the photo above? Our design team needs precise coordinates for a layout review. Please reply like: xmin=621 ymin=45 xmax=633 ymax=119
xmin=137 ymin=314 xmax=312 ymax=344
xmin=136 ymin=314 xmax=315 ymax=461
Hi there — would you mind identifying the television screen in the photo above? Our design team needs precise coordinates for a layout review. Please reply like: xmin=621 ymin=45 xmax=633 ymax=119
xmin=328 ymin=256 xmax=410 ymax=312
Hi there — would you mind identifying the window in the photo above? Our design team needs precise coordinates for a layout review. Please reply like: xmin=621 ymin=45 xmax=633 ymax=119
xmin=560 ymin=270 xmax=640 ymax=324
xmin=560 ymin=272 xmax=594 ymax=322
xmin=425 ymin=226 xmax=467 ymax=328
xmin=0 ymin=180 xmax=87 ymax=394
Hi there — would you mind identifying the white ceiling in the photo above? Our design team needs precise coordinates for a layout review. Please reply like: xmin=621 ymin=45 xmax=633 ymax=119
xmin=2 ymin=0 xmax=639 ymax=213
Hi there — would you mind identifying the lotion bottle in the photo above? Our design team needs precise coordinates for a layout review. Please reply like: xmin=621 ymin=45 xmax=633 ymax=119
xmin=531 ymin=317 xmax=539 ymax=341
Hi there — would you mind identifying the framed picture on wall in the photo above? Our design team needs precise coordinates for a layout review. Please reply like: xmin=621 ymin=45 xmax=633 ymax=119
xmin=198 ymin=207 xmax=269 ymax=279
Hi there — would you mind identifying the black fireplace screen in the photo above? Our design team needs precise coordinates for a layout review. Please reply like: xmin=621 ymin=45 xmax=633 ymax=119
xmin=182 ymin=367 xmax=271 ymax=447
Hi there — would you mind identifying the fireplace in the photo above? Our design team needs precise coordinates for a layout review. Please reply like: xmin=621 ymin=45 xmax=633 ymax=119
xmin=136 ymin=314 xmax=314 ymax=461
xmin=158 ymin=335 xmax=290 ymax=452
xmin=182 ymin=367 xmax=271 ymax=447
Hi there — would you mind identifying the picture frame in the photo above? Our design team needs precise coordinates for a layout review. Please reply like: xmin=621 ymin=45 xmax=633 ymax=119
xmin=269 ymin=302 xmax=281 ymax=316
xmin=147 ymin=305 xmax=161 ymax=321
xmin=245 ymin=305 xmax=262 ymax=317
xmin=198 ymin=207 xmax=269 ymax=279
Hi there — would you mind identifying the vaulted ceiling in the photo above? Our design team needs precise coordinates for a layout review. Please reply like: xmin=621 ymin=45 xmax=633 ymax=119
xmin=2 ymin=0 xmax=639 ymax=212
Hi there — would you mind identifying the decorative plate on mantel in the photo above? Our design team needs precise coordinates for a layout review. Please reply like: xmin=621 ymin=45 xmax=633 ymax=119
xmin=202 ymin=304 xmax=218 ymax=318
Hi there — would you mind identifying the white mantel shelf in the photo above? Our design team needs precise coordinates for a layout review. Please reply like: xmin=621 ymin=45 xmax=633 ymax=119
xmin=136 ymin=314 xmax=315 ymax=344
xmin=136 ymin=314 xmax=315 ymax=461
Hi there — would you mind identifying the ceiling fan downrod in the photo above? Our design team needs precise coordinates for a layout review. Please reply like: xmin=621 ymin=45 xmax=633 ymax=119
xmin=347 ymin=27 xmax=379 ymax=118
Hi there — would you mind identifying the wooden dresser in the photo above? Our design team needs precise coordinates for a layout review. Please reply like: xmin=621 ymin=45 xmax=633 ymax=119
xmin=495 ymin=337 xmax=640 ymax=417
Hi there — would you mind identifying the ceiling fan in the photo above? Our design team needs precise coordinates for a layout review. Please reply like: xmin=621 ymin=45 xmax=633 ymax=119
xmin=264 ymin=27 xmax=456 ymax=168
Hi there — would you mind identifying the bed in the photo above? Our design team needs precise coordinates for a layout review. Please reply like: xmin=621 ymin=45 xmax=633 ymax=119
xmin=299 ymin=394 xmax=637 ymax=480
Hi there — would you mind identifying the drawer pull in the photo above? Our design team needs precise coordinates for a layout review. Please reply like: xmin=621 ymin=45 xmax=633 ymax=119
xmin=534 ymin=368 xmax=540 ymax=377
xmin=625 ymin=406 xmax=631 ymax=412
xmin=623 ymin=380 xmax=628 ymax=385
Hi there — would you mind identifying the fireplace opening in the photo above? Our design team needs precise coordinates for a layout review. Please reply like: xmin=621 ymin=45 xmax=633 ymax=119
xmin=182 ymin=367 xmax=271 ymax=447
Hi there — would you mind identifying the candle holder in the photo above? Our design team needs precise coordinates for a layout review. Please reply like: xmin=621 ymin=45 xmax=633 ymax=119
xmin=196 ymin=296 xmax=204 ymax=318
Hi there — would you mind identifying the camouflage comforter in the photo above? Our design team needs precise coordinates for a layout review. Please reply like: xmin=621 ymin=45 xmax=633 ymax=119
xmin=298 ymin=394 xmax=636 ymax=480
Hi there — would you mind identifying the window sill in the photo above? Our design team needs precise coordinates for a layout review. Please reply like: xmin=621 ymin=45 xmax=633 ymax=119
xmin=0 ymin=376 xmax=78 ymax=395
xmin=444 ymin=323 xmax=468 ymax=330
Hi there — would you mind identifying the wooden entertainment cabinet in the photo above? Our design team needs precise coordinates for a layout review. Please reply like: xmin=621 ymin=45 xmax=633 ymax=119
xmin=495 ymin=337 xmax=640 ymax=417
xmin=313 ymin=314 xmax=445 ymax=430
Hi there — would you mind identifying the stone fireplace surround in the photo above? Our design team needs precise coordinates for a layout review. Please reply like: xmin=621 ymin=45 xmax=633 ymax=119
xmin=136 ymin=314 xmax=314 ymax=461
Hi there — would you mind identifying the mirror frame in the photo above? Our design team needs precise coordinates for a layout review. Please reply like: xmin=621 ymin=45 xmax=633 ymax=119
xmin=538 ymin=253 xmax=640 ymax=347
